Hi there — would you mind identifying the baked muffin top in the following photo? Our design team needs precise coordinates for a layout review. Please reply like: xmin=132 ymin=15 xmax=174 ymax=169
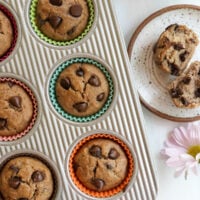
xmin=56 ymin=63 xmax=109 ymax=117
xmin=73 ymin=138 xmax=128 ymax=191
xmin=153 ymin=24 xmax=199 ymax=75
xmin=0 ymin=81 xmax=33 ymax=136
xmin=0 ymin=10 xmax=13 ymax=57
xmin=36 ymin=0 xmax=89 ymax=41
xmin=0 ymin=156 xmax=54 ymax=200
xmin=169 ymin=61 xmax=200 ymax=108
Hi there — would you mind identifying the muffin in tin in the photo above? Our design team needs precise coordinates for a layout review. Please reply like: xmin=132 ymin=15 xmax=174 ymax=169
xmin=0 ymin=150 xmax=61 ymax=200
xmin=56 ymin=62 xmax=109 ymax=117
xmin=0 ymin=2 xmax=21 ymax=65
xmin=65 ymin=130 xmax=138 ymax=199
xmin=0 ymin=74 xmax=41 ymax=145
xmin=36 ymin=0 xmax=89 ymax=41
xmin=47 ymin=55 xmax=117 ymax=125
xmin=0 ymin=10 xmax=13 ymax=57
xmin=27 ymin=0 xmax=97 ymax=47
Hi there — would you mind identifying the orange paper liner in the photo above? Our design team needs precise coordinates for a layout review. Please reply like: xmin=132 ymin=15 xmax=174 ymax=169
xmin=0 ymin=77 xmax=38 ymax=142
xmin=69 ymin=133 xmax=134 ymax=198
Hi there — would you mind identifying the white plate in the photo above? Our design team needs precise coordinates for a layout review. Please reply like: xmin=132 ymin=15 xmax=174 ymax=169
xmin=128 ymin=4 xmax=200 ymax=122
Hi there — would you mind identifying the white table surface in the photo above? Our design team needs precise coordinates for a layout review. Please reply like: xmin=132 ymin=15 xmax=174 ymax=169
xmin=112 ymin=0 xmax=200 ymax=200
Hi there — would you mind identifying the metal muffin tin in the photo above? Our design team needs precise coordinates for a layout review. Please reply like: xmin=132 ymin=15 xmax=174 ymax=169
xmin=0 ymin=0 xmax=158 ymax=199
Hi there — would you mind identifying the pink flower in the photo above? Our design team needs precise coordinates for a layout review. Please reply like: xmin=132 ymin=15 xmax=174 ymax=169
xmin=161 ymin=122 xmax=200 ymax=178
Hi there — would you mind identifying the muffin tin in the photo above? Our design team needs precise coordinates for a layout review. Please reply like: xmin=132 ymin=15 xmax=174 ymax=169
xmin=0 ymin=0 xmax=158 ymax=200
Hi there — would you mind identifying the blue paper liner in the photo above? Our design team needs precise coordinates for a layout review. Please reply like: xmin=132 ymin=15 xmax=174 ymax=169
xmin=49 ymin=57 xmax=114 ymax=123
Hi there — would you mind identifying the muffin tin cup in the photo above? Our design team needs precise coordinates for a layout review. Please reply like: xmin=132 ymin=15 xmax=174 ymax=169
xmin=45 ymin=53 xmax=118 ymax=126
xmin=0 ymin=73 xmax=42 ymax=146
xmin=0 ymin=1 xmax=21 ymax=66
xmin=65 ymin=130 xmax=138 ymax=200
xmin=0 ymin=149 xmax=62 ymax=200
xmin=25 ymin=0 xmax=98 ymax=49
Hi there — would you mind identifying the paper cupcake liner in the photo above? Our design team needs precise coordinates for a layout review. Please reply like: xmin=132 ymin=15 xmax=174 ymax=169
xmin=49 ymin=57 xmax=114 ymax=123
xmin=0 ymin=4 xmax=18 ymax=62
xmin=29 ymin=0 xmax=95 ymax=46
xmin=68 ymin=133 xmax=135 ymax=198
xmin=0 ymin=77 xmax=38 ymax=142
xmin=0 ymin=150 xmax=62 ymax=200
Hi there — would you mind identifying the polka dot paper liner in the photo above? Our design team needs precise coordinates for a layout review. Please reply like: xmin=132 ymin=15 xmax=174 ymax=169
xmin=29 ymin=0 xmax=95 ymax=46
xmin=0 ymin=77 xmax=38 ymax=142
xmin=68 ymin=133 xmax=135 ymax=198
xmin=0 ymin=4 xmax=19 ymax=62
xmin=49 ymin=57 xmax=115 ymax=123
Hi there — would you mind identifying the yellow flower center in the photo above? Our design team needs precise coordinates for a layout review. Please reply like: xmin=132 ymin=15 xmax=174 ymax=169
xmin=187 ymin=145 xmax=200 ymax=158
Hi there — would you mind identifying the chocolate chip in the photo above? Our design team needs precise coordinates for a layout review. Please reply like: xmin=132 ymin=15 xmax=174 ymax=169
xmin=69 ymin=5 xmax=82 ymax=17
xmin=174 ymin=43 xmax=184 ymax=51
xmin=76 ymin=68 xmax=84 ymax=76
xmin=73 ymin=163 xmax=79 ymax=171
xmin=49 ymin=0 xmax=62 ymax=6
xmin=105 ymin=163 xmax=112 ymax=170
xmin=37 ymin=15 xmax=46 ymax=27
xmin=108 ymin=148 xmax=120 ymax=159
xmin=60 ymin=78 xmax=71 ymax=90
xmin=170 ymin=88 xmax=183 ymax=98
xmin=96 ymin=93 xmax=105 ymax=101
xmin=165 ymin=24 xmax=178 ymax=30
xmin=189 ymin=38 xmax=197 ymax=44
xmin=48 ymin=16 xmax=62 ymax=28
xmin=9 ymin=165 xmax=19 ymax=173
xmin=89 ymin=145 xmax=102 ymax=158
xmin=88 ymin=75 xmax=101 ymax=87
xmin=9 ymin=176 xmax=21 ymax=189
xmin=0 ymin=118 xmax=7 ymax=130
xmin=169 ymin=63 xmax=179 ymax=76
xmin=9 ymin=96 xmax=22 ymax=109
xmin=91 ymin=178 xmax=105 ymax=190
xmin=179 ymin=51 xmax=188 ymax=62
xmin=180 ymin=97 xmax=188 ymax=106
xmin=182 ymin=77 xmax=191 ymax=84
xmin=7 ymin=81 xmax=14 ymax=88
xmin=0 ymin=193 xmax=3 ymax=200
xmin=18 ymin=198 xmax=28 ymax=200
xmin=67 ymin=26 xmax=76 ymax=36
xmin=173 ymin=24 xmax=179 ymax=31
xmin=31 ymin=171 xmax=45 ymax=182
xmin=198 ymin=70 xmax=200 ymax=76
xmin=73 ymin=102 xmax=88 ymax=112
xmin=195 ymin=88 xmax=200 ymax=97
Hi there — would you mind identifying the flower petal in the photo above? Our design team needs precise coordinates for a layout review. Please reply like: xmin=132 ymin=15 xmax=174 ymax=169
xmin=174 ymin=165 xmax=186 ymax=177
xmin=162 ymin=147 xmax=186 ymax=157
xmin=166 ymin=157 xmax=185 ymax=168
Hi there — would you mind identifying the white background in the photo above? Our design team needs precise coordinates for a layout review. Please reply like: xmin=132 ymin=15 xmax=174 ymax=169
xmin=112 ymin=0 xmax=200 ymax=200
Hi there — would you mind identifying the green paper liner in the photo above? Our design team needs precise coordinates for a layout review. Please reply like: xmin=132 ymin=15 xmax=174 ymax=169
xmin=29 ymin=0 xmax=95 ymax=46
xmin=49 ymin=58 xmax=114 ymax=123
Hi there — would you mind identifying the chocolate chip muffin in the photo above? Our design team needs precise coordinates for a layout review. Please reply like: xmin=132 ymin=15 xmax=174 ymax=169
xmin=0 ymin=10 xmax=13 ymax=57
xmin=154 ymin=24 xmax=199 ymax=76
xmin=73 ymin=138 xmax=128 ymax=192
xmin=168 ymin=61 xmax=200 ymax=108
xmin=56 ymin=62 xmax=109 ymax=117
xmin=0 ymin=81 xmax=33 ymax=136
xmin=36 ymin=0 xmax=89 ymax=41
xmin=0 ymin=156 xmax=54 ymax=200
